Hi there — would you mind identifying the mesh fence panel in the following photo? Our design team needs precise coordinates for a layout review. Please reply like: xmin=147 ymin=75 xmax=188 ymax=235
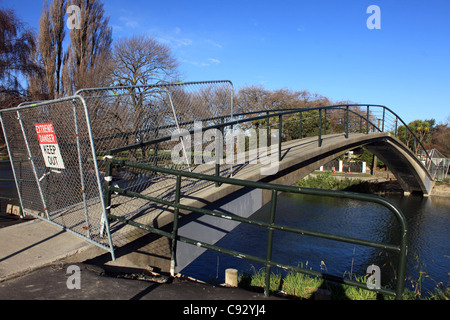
xmin=424 ymin=148 xmax=450 ymax=181
xmin=0 ymin=97 xmax=113 ymax=253
xmin=77 ymin=81 xmax=235 ymax=246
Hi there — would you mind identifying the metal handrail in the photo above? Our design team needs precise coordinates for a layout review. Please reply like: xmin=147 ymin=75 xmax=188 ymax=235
xmin=102 ymin=104 xmax=434 ymax=183
xmin=105 ymin=105 xmax=379 ymax=154
xmin=104 ymin=158 xmax=408 ymax=299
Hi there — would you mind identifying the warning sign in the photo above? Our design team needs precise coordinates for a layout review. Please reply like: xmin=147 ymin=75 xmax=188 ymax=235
xmin=35 ymin=122 xmax=65 ymax=170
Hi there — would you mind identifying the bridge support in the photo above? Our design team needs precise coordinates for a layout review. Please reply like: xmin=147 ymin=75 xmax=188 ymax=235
xmin=175 ymin=188 xmax=263 ymax=273
xmin=365 ymin=138 xmax=434 ymax=196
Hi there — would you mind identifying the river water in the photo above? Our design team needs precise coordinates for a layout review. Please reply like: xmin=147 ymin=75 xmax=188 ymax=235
xmin=181 ymin=191 xmax=450 ymax=296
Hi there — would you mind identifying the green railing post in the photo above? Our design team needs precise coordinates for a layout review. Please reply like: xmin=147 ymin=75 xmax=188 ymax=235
xmin=395 ymin=228 xmax=408 ymax=300
xmin=278 ymin=114 xmax=282 ymax=162
xmin=394 ymin=117 xmax=398 ymax=137
xmin=324 ymin=109 xmax=327 ymax=135
xmin=215 ymin=119 xmax=224 ymax=187
xmin=359 ymin=115 xmax=363 ymax=133
xmin=382 ymin=107 xmax=386 ymax=132
xmin=406 ymin=130 xmax=409 ymax=148
xmin=170 ymin=175 xmax=182 ymax=276
xmin=366 ymin=105 xmax=370 ymax=134
xmin=264 ymin=190 xmax=277 ymax=297
xmin=345 ymin=105 xmax=349 ymax=138
xmin=266 ymin=111 xmax=270 ymax=146
xmin=299 ymin=111 xmax=303 ymax=139
xmin=318 ymin=109 xmax=322 ymax=147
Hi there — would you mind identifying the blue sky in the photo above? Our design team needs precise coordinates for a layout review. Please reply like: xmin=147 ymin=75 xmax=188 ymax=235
xmin=3 ymin=0 xmax=450 ymax=124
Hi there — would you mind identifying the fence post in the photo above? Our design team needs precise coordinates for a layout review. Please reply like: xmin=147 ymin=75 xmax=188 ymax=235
xmin=278 ymin=115 xmax=282 ymax=162
xmin=103 ymin=158 xmax=113 ymax=219
xmin=215 ymin=119 xmax=223 ymax=187
xmin=382 ymin=107 xmax=386 ymax=132
xmin=360 ymin=115 xmax=363 ymax=133
xmin=394 ymin=118 xmax=398 ymax=137
xmin=170 ymin=175 xmax=182 ymax=276
xmin=299 ymin=111 xmax=303 ymax=139
xmin=366 ymin=105 xmax=370 ymax=134
xmin=318 ymin=109 xmax=322 ymax=147
xmin=264 ymin=190 xmax=277 ymax=297
xmin=16 ymin=110 xmax=51 ymax=220
xmin=345 ymin=106 xmax=349 ymax=138
xmin=72 ymin=101 xmax=91 ymax=238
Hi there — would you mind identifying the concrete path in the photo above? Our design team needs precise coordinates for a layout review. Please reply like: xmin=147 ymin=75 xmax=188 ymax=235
xmin=0 ymin=219 xmax=91 ymax=282
xmin=0 ymin=261 xmax=281 ymax=300
xmin=0 ymin=218 xmax=283 ymax=301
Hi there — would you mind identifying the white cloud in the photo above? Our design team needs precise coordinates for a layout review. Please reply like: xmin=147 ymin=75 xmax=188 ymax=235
xmin=206 ymin=39 xmax=223 ymax=49
xmin=181 ymin=58 xmax=221 ymax=67
xmin=119 ymin=16 xmax=138 ymax=28
xmin=208 ymin=58 xmax=221 ymax=64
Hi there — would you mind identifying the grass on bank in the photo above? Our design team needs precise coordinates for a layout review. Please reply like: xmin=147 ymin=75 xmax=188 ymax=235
xmin=237 ymin=267 xmax=450 ymax=300
xmin=294 ymin=171 xmax=403 ymax=194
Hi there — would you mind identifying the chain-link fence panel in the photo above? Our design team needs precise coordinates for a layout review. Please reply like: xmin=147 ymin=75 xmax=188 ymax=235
xmin=0 ymin=97 xmax=114 ymax=256
xmin=76 ymin=81 xmax=235 ymax=246
xmin=425 ymin=148 xmax=450 ymax=181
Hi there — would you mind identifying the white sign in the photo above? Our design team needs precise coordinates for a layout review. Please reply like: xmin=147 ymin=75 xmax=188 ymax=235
xmin=35 ymin=122 xmax=66 ymax=170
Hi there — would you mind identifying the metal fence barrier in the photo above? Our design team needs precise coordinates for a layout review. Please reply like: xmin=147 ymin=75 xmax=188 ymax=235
xmin=0 ymin=81 xmax=235 ymax=255
xmin=77 ymin=81 xmax=235 ymax=247
xmin=424 ymin=148 xmax=450 ymax=181
xmin=0 ymin=96 xmax=115 ymax=257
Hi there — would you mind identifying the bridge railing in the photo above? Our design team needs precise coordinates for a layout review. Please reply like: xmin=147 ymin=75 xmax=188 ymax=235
xmin=103 ymin=103 xmax=433 ymax=193
xmin=103 ymin=158 xmax=408 ymax=299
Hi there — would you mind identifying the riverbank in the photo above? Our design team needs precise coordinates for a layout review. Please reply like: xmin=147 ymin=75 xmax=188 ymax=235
xmin=431 ymin=183 xmax=450 ymax=197
xmin=237 ymin=268 xmax=449 ymax=300
xmin=300 ymin=171 xmax=450 ymax=197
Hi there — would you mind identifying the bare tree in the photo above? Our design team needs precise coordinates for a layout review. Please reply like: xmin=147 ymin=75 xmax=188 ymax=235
xmin=235 ymin=85 xmax=270 ymax=113
xmin=98 ymin=34 xmax=179 ymax=159
xmin=63 ymin=0 xmax=112 ymax=94
xmin=107 ymin=34 xmax=179 ymax=87
xmin=37 ymin=0 xmax=66 ymax=99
